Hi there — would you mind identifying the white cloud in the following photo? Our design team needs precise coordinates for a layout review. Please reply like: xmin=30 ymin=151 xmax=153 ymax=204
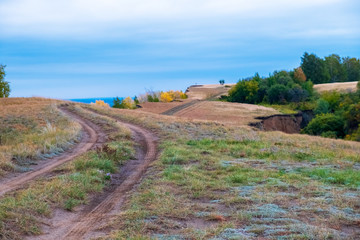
xmin=0 ymin=0 xmax=357 ymax=40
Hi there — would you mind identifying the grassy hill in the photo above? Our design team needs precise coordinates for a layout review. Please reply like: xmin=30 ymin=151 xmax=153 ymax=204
xmin=0 ymin=98 xmax=359 ymax=239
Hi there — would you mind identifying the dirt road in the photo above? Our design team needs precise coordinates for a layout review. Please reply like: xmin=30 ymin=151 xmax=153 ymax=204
xmin=63 ymin=117 xmax=158 ymax=239
xmin=0 ymin=107 xmax=104 ymax=196
xmin=29 ymin=108 xmax=158 ymax=240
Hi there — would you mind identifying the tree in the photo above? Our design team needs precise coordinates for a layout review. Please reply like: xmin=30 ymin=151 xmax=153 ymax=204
xmin=267 ymin=84 xmax=289 ymax=104
xmin=342 ymin=57 xmax=360 ymax=82
xmin=0 ymin=65 xmax=10 ymax=98
xmin=293 ymin=67 xmax=307 ymax=83
xmin=219 ymin=79 xmax=225 ymax=85
xmin=301 ymin=52 xmax=330 ymax=84
xmin=228 ymin=79 xmax=259 ymax=103
xmin=324 ymin=54 xmax=347 ymax=82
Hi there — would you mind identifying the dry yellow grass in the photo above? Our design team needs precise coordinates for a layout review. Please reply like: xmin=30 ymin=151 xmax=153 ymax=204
xmin=173 ymin=101 xmax=280 ymax=126
xmin=0 ymin=98 xmax=81 ymax=176
xmin=313 ymin=81 xmax=358 ymax=93
xmin=186 ymin=84 xmax=235 ymax=100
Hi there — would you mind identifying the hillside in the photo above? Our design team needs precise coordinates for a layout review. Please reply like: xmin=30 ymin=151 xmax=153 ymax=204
xmin=0 ymin=97 xmax=359 ymax=239
xmin=313 ymin=81 xmax=358 ymax=93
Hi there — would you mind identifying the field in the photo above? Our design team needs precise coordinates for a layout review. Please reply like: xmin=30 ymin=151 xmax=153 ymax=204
xmin=0 ymin=98 xmax=359 ymax=239
xmin=313 ymin=81 xmax=358 ymax=93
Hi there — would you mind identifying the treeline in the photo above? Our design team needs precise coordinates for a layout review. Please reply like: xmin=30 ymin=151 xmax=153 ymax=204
xmin=227 ymin=68 xmax=314 ymax=105
xmin=301 ymin=53 xmax=360 ymax=84
xmin=226 ymin=52 xmax=360 ymax=141
xmin=228 ymin=52 xmax=360 ymax=105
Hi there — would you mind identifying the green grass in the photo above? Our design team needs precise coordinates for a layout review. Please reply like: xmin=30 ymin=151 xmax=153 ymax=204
xmin=299 ymin=168 xmax=360 ymax=187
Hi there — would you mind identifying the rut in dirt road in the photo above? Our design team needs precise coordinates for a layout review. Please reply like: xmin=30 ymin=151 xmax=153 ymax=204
xmin=63 ymin=118 xmax=158 ymax=240
xmin=0 ymin=107 xmax=104 ymax=197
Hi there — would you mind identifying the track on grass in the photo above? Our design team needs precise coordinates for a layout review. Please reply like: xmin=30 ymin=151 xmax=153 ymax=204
xmin=0 ymin=107 xmax=105 ymax=196
xmin=53 ymin=109 xmax=158 ymax=239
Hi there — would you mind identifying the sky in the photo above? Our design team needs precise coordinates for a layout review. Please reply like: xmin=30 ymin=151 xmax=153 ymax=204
xmin=0 ymin=0 xmax=359 ymax=99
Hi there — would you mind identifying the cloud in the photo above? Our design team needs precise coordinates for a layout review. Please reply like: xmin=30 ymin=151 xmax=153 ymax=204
xmin=0 ymin=0 xmax=357 ymax=40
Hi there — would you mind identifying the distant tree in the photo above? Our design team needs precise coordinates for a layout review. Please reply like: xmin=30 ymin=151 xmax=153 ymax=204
xmin=287 ymin=85 xmax=309 ymax=103
xmin=219 ymin=79 xmax=225 ymax=85
xmin=228 ymin=79 xmax=259 ymax=103
xmin=342 ymin=57 xmax=360 ymax=82
xmin=301 ymin=52 xmax=330 ymax=84
xmin=0 ymin=65 xmax=10 ymax=98
xmin=293 ymin=67 xmax=307 ymax=83
xmin=324 ymin=54 xmax=346 ymax=82
xmin=134 ymin=96 xmax=139 ymax=105
xmin=267 ymin=84 xmax=289 ymax=104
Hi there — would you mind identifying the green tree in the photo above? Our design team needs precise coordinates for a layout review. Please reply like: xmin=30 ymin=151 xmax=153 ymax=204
xmin=267 ymin=84 xmax=289 ymax=104
xmin=0 ymin=65 xmax=10 ymax=98
xmin=219 ymin=79 xmax=225 ymax=85
xmin=301 ymin=52 xmax=330 ymax=84
xmin=342 ymin=57 xmax=360 ymax=82
xmin=228 ymin=79 xmax=259 ymax=103
xmin=324 ymin=54 xmax=346 ymax=82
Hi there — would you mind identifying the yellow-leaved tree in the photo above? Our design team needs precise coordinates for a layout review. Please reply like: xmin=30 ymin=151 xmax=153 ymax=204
xmin=92 ymin=100 xmax=110 ymax=107
xmin=123 ymin=96 xmax=136 ymax=109
xmin=160 ymin=92 xmax=174 ymax=102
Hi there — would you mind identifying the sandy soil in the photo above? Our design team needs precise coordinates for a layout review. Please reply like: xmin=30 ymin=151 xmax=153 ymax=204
xmin=0 ymin=107 xmax=105 ymax=196
xmin=314 ymin=81 xmax=358 ymax=93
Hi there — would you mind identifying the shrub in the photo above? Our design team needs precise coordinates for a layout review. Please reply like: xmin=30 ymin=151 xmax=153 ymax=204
xmin=267 ymin=84 xmax=289 ymax=104
xmin=113 ymin=97 xmax=136 ymax=109
xmin=228 ymin=79 xmax=259 ymax=103
xmin=314 ymin=98 xmax=330 ymax=115
xmin=91 ymin=100 xmax=110 ymax=108
xmin=160 ymin=92 xmax=174 ymax=102
xmin=303 ymin=113 xmax=345 ymax=138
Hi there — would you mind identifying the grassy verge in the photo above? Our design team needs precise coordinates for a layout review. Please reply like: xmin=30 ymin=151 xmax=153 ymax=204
xmin=0 ymin=104 xmax=135 ymax=239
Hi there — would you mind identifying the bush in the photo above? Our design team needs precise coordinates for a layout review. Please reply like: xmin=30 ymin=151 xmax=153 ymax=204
xmin=314 ymin=98 xmax=330 ymax=115
xmin=303 ymin=113 xmax=345 ymax=138
xmin=268 ymin=84 xmax=289 ymax=104
xmin=91 ymin=100 xmax=110 ymax=108
xmin=113 ymin=97 xmax=136 ymax=109
xmin=228 ymin=79 xmax=259 ymax=103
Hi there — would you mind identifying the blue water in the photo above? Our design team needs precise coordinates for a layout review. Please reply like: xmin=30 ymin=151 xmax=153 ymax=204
xmin=69 ymin=97 xmax=116 ymax=107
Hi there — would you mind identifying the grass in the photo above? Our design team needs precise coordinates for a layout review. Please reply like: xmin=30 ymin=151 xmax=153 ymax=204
xmin=92 ymin=106 xmax=360 ymax=240
xmin=0 ymin=98 xmax=81 ymax=176
xmin=0 ymin=102 xmax=135 ymax=239
xmin=2 ymin=99 xmax=360 ymax=239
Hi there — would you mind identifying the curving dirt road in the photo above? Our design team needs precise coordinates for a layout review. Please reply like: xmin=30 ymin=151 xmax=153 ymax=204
xmin=62 ymin=117 xmax=158 ymax=239
xmin=0 ymin=107 xmax=105 ymax=197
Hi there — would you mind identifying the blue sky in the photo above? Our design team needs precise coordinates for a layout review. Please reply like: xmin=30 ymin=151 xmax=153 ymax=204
xmin=0 ymin=0 xmax=359 ymax=99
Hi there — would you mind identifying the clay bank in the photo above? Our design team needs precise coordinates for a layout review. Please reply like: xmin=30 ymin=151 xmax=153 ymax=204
xmin=250 ymin=111 xmax=314 ymax=134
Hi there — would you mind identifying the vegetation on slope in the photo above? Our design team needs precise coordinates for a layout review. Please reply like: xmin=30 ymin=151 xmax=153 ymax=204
xmin=87 ymin=106 xmax=360 ymax=239
xmin=226 ymin=53 xmax=360 ymax=141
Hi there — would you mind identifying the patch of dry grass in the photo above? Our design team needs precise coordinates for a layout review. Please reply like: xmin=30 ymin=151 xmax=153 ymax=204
xmin=0 ymin=98 xmax=81 ymax=176
xmin=314 ymin=81 xmax=358 ymax=93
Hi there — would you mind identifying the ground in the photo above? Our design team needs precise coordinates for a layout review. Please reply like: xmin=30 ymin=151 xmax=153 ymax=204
xmin=0 ymin=97 xmax=359 ymax=240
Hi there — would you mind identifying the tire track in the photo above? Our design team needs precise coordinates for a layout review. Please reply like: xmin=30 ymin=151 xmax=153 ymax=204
xmin=62 ymin=112 xmax=158 ymax=240
xmin=0 ymin=107 xmax=103 ymax=197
